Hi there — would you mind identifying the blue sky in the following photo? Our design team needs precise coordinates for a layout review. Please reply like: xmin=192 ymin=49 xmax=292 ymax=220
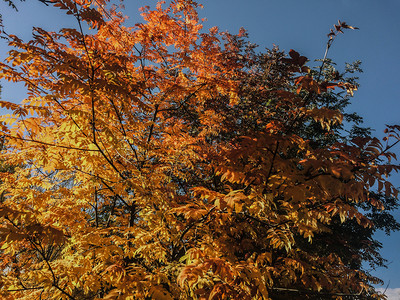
xmin=1 ymin=0 xmax=400 ymax=295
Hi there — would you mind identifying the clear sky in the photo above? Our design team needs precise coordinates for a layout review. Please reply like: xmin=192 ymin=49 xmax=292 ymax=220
xmin=1 ymin=0 xmax=400 ymax=295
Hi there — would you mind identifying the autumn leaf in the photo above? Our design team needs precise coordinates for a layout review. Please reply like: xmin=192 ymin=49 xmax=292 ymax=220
xmin=0 ymin=2 xmax=395 ymax=300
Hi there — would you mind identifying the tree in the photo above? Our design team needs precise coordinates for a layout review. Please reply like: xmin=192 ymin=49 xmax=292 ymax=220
xmin=0 ymin=1 xmax=398 ymax=299
xmin=237 ymin=41 xmax=400 ymax=289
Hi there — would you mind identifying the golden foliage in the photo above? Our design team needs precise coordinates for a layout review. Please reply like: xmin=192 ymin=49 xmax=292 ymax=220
xmin=0 ymin=1 xmax=395 ymax=299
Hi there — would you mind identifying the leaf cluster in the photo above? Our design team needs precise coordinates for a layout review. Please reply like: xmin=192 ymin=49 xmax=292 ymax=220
xmin=0 ymin=1 xmax=398 ymax=300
